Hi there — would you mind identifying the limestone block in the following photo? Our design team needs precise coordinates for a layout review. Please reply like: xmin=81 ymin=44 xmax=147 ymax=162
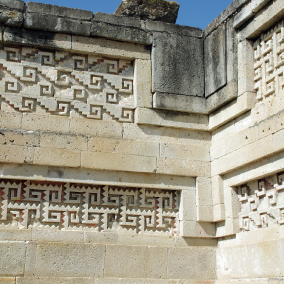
xmin=0 ymin=111 xmax=22 ymax=130
xmin=0 ymin=229 xmax=32 ymax=241
xmin=160 ymin=142 xmax=210 ymax=161
xmin=239 ymin=0 xmax=284 ymax=41
xmin=0 ymin=241 xmax=26 ymax=276
xmin=179 ymin=129 xmax=212 ymax=146
xmin=237 ymin=40 xmax=254 ymax=96
xmin=233 ymin=0 xmax=272 ymax=29
xmin=72 ymin=35 xmax=150 ymax=60
xmin=25 ymin=242 xmax=105 ymax=277
xmin=88 ymin=136 xmax=159 ymax=157
xmin=94 ymin=279 xmax=212 ymax=284
xmin=153 ymin=92 xmax=207 ymax=114
xmin=215 ymin=218 xmax=239 ymax=237
xmin=3 ymin=27 xmax=72 ymax=50
xmin=81 ymin=151 xmax=156 ymax=173
xmin=22 ymin=113 xmax=70 ymax=133
xmin=210 ymin=124 xmax=259 ymax=160
xmin=179 ymin=189 xmax=197 ymax=221
xmin=211 ymin=134 xmax=274 ymax=176
xmin=157 ymin=157 xmax=210 ymax=177
xmin=0 ymin=0 xmax=24 ymax=10
xmin=0 ymin=129 xmax=40 ymax=147
xmin=144 ymin=20 xmax=203 ymax=38
xmin=258 ymin=110 xmax=284 ymax=140
xmin=209 ymin=92 xmax=256 ymax=131
xmin=226 ymin=18 xmax=238 ymax=83
xmin=180 ymin=220 xmax=215 ymax=238
xmin=196 ymin=177 xmax=213 ymax=222
xmin=0 ymin=278 xmax=15 ymax=284
xmin=32 ymin=230 xmax=84 ymax=243
xmin=0 ymin=8 xmax=23 ymax=27
xmin=93 ymin=12 xmax=141 ymax=28
xmin=152 ymin=32 xmax=204 ymax=96
xmin=136 ymin=107 xmax=208 ymax=131
xmin=224 ymin=187 xmax=239 ymax=219
xmin=0 ymin=144 xmax=27 ymax=164
xmin=26 ymin=2 xmax=93 ymax=20
xmin=205 ymin=24 xmax=226 ymax=97
xmin=212 ymin=175 xmax=224 ymax=206
xmin=40 ymin=133 xmax=87 ymax=151
xmin=69 ymin=117 xmax=122 ymax=138
xmin=167 ymin=247 xmax=216 ymax=279
xmin=104 ymin=245 xmax=167 ymax=279
xmin=91 ymin=21 xmax=151 ymax=44
xmin=33 ymin=147 xmax=81 ymax=168
xmin=16 ymin=277 xmax=93 ymax=284
xmin=24 ymin=13 xmax=91 ymax=36
xmin=123 ymin=123 xmax=180 ymax=144
xmin=273 ymin=128 xmax=284 ymax=153
xmin=134 ymin=59 xmax=152 ymax=108
xmin=206 ymin=80 xmax=238 ymax=113
xmin=213 ymin=204 xmax=226 ymax=222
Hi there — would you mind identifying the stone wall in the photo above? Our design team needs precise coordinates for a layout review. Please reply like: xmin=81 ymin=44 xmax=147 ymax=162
xmin=0 ymin=0 xmax=283 ymax=283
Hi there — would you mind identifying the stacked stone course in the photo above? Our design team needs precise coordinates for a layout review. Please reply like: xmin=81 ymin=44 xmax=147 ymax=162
xmin=0 ymin=0 xmax=283 ymax=283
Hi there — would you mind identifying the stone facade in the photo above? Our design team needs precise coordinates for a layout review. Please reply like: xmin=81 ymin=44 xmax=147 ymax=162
xmin=0 ymin=0 xmax=283 ymax=283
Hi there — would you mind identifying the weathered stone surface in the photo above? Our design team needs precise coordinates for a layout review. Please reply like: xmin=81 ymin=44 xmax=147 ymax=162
xmin=91 ymin=20 xmax=151 ymax=44
xmin=152 ymin=33 xmax=204 ymax=96
xmin=0 ymin=8 xmax=23 ymax=26
xmin=3 ymin=27 xmax=72 ymax=50
xmin=115 ymin=0 xmax=180 ymax=24
xmin=153 ymin=92 xmax=206 ymax=114
xmin=205 ymin=23 xmax=226 ymax=97
xmin=26 ymin=2 xmax=93 ymax=20
xmin=0 ymin=0 xmax=24 ymax=11
xmin=24 ymin=12 xmax=91 ymax=36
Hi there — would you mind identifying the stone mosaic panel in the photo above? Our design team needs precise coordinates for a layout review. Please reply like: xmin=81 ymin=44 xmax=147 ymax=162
xmin=236 ymin=172 xmax=284 ymax=231
xmin=0 ymin=47 xmax=134 ymax=122
xmin=253 ymin=21 xmax=284 ymax=101
xmin=0 ymin=179 xmax=180 ymax=235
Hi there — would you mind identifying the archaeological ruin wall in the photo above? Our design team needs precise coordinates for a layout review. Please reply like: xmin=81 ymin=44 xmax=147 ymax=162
xmin=0 ymin=0 xmax=283 ymax=283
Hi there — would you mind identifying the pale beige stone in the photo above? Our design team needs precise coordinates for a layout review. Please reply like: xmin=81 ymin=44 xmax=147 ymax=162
xmin=33 ymin=147 xmax=81 ymax=168
xmin=134 ymin=59 xmax=152 ymax=108
xmin=179 ymin=189 xmax=197 ymax=221
xmin=160 ymin=142 xmax=210 ymax=161
xmin=88 ymin=136 xmax=159 ymax=157
xmin=213 ymin=204 xmax=225 ymax=222
xmin=25 ymin=242 xmax=105 ymax=277
xmin=0 ymin=229 xmax=32 ymax=241
xmin=0 ymin=144 xmax=27 ymax=164
xmin=179 ymin=129 xmax=212 ymax=146
xmin=0 ymin=111 xmax=22 ymax=130
xmin=180 ymin=220 xmax=215 ymax=238
xmin=16 ymin=277 xmax=93 ymax=284
xmin=81 ymin=151 xmax=156 ymax=173
xmin=70 ymin=117 xmax=122 ymax=138
xmin=168 ymin=247 xmax=216 ymax=280
xmin=22 ymin=113 xmax=70 ymax=133
xmin=136 ymin=107 xmax=209 ymax=131
xmin=40 ymin=132 xmax=88 ymax=151
xmin=209 ymin=92 xmax=256 ymax=131
xmin=0 ymin=242 xmax=26 ymax=276
xmin=0 ymin=278 xmax=15 ymax=284
xmin=32 ymin=230 xmax=84 ymax=243
xmin=104 ymin=245 xmax=167 ymax=279
xmin=72 ymin=35 xmax=150 ymax=60
xmin=0 ymin=129 xmax=40 ymax=147
xmin=122 ymin=123 xmax=180 ymax=144
xmin=157 ymin=157 xmax=210 ymax=177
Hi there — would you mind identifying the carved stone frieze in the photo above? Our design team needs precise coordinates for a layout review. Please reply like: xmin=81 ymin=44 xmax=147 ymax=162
xmin=0 ymin=47 xmax=135 ymax=122
xmin=0 ymin=179 xmax=180 ymax=235
xmin=253 ymin=21 xmax=284 ymax=102
xmin=236 ymin=172 xmax=284 ymax=231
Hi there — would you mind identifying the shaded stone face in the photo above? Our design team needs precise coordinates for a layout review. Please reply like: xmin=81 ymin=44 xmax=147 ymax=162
xmin=114 ymin=0 xmax=180 ymax=23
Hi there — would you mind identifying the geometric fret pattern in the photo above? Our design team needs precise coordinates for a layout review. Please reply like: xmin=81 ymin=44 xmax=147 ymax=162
xmin=0 ymin=179 xmax=180 ymax=235
xmin=253 ymin=21 xmax=284 ymax=101
xmin=236 ymin=172 xmax=284 ymax=232
xmin=0 ymin=46 xmax=134 ymax=122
